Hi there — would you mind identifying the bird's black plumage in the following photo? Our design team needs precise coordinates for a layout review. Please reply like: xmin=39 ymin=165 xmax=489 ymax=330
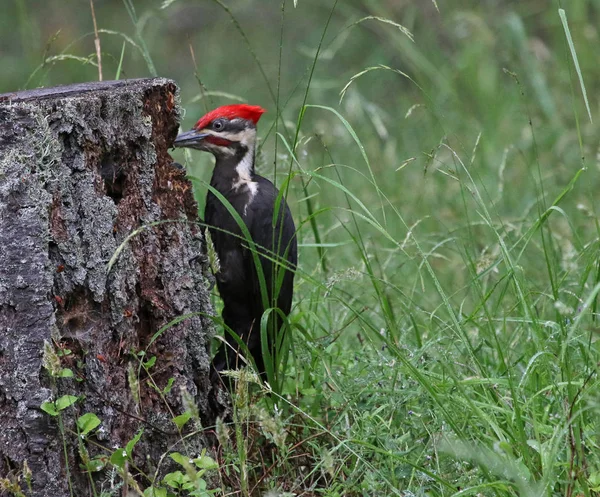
xmin=174 ymin=105 xmax=297 ymax=383
xmin=207 ymin=172 xmax=297 ymax=377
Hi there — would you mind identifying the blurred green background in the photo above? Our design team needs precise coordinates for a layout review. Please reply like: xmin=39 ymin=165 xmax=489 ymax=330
xmin=3 ymin=0 xmax=598 ymax=249
xmin=3 ymin=1 xmax=598 ymax=238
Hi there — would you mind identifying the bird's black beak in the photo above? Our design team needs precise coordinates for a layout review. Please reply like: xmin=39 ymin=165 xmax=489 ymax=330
xmin=173 ymin=129 xmax=209 ymax=148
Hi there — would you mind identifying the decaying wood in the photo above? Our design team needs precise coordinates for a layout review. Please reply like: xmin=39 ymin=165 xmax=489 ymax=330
xmin=0 ymin=78 xmax=217 ymax=496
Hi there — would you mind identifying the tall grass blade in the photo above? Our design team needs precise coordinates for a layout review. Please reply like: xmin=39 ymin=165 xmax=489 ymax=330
xmin=122 ymin=0 xmax=157 ymax=76
xmin=558 ymin=8 xmax=593 ymax=123
xmin=115 ymin=41 xmax=126 ymax=80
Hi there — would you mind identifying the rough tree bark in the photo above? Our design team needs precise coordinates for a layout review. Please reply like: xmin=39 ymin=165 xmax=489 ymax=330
xmin=0 ymin=78 xmax=218 ymax=496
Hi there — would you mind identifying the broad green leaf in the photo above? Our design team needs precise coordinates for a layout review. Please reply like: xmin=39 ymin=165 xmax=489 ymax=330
xmin=169 ymin=452 xmax=188 ymax=467
xmin=40 ymin=401 xmax=59 ymax=416
xmin=58 ymin=368 xmax=74 ymax=378
xmin=172 ymin=411 xmax=191 ymax=430
xmin=143 ymin=487 xmax=168 ymax=497
xmin=110 ymin=448 xmax=127 ymax=468
xmin=55 ymin=395 xmax=79 ymax=411
xmin=77 ymin=413 xmax=101 ymax=435
xmin=84 ymin=456 xmax=106 ymax=472
xmin=163 ymin=470 xmax=187 ymax=488
xmin=193 ymin=455 xmax=218 ymax=471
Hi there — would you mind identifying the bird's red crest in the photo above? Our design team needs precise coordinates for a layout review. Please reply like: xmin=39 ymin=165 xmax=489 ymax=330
xmin=194 ymin=104 xmax=265 ymax=130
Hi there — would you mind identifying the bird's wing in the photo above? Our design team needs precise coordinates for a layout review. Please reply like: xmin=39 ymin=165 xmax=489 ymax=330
xmin=246 ymin=178 xmax=297 ymax=315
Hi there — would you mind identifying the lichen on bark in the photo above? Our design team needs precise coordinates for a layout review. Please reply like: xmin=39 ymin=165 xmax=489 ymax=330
xmin=0 ymin=79 xmax=216 ymax=496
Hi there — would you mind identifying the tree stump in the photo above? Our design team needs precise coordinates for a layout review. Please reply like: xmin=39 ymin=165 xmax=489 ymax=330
xmin=0 ymin=78 xmax=216 ymax=496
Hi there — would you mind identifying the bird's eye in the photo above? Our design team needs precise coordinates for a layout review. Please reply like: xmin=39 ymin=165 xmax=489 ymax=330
xmin=213 ymin=119 xmax=225 ymax=131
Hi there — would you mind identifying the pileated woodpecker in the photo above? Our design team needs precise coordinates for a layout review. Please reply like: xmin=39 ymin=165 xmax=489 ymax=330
xmin=174 ymin=104 xmax=297 ymax=382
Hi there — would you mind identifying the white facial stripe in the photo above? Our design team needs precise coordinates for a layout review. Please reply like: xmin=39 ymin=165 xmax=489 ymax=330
xmin=235 ymin=128 xmax=256 ymax=146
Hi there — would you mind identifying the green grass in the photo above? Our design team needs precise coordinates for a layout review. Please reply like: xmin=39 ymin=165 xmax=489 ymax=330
xmin=4 ymin=0 xmax=600 ymax=495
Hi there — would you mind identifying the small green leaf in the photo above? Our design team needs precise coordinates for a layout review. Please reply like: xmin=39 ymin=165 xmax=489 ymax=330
xmin=58 ymin=368 xmax=74 ymax=378
xmin=110 ymin=448 xmax=127 ymax=468
xmin=55 ymin=395 xmax=79 ymax=411
xmin=84 ymin=456 xmax=107 ymax=473
xmin=143 ymin=487 xmax=168 ymax=497
xmin=125 ymin=428 xmax=143 ymax=458
xmin=162 ymin=377 xmax=175 ymax=395
xmin=169 ymin=452 xmax=189 ymax=467
xmin=77 ymin=413 xmax=101 ymax=435
xmin=163 ymin=470 xmax=187 ymax=489
xmin=143 ymin=356 xmax=156 ymax=369
xmin=194 ymin=479 xmax=207 ymax=492
xmin=172 ymin=411 xmax=191 ymax=430
xmin=40 ymin=401 xmax=59 ymax=416
xmin=193 ymin=455 xmax=218 ymax=471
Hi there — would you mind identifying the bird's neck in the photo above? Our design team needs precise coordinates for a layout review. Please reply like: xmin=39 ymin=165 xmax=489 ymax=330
xmin=211 ymin=146 xmax=256 ymax=194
